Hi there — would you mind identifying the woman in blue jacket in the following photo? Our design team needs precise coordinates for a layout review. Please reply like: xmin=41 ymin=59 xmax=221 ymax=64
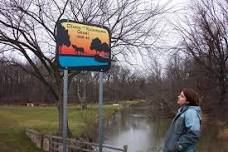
xmin=163 ymin=88 xmax=201 ymax=152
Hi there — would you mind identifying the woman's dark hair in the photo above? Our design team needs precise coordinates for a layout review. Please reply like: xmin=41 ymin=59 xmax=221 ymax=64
xmin=182 ymin=88 xmax=200 ymax=106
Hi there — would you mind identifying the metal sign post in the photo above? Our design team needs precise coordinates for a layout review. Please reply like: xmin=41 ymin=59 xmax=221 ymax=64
xmin=98 ymin=72 xmax=104 ymax=152
xmin=63 ymin=69 xmax=68 ymax=152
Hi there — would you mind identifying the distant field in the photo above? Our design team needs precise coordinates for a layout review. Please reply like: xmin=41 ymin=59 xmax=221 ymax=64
xmin=0 ymin=104 xmax=118 ymax=152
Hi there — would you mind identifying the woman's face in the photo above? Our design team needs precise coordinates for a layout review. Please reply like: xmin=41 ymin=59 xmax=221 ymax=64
xmin=177 ymin=91 xmax=188 ymax=106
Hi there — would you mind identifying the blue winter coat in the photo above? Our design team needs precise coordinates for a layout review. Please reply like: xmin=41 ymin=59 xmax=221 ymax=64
xmin=163 ymin=105 xmax=201 ymax=152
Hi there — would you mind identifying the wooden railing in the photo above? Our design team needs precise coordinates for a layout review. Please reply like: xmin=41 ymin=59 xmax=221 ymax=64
xmin=25 ymin=129 xmax=127 ymax=152
xmin=48 ymin=134 xmax=128 ymax=152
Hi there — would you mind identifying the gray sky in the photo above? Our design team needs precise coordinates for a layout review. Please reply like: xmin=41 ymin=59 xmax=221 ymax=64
xmin=123 ymin=0 xmax=191 ymax=76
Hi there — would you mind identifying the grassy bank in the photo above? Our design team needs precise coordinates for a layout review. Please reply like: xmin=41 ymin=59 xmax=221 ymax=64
xmin=0 ymin=104 xmax=119 ymax=152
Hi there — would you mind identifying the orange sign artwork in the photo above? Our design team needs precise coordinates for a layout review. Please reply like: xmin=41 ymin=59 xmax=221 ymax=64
xmin=58 ymin=20 xmax=111 ymax=59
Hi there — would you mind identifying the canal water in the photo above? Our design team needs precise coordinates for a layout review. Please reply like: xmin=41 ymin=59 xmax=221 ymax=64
xmin=103 ymin=109 xmax=225 ymax=152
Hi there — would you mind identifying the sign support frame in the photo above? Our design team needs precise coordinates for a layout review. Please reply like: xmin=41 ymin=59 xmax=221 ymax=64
xmin=56 ymin=20 xmax=112 ymax=152
xmin=63 ymin=69 xmax=68 ymax=152
xmin=98 ymin=72 xmax=104 ymax=152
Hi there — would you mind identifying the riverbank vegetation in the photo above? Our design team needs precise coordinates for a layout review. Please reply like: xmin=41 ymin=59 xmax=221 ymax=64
xmin=0 ymin=104 xmax=124 ymax=152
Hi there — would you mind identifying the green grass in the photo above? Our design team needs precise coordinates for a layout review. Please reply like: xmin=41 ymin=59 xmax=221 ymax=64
xmin=0 ymin=104 xmax=118 ymax=152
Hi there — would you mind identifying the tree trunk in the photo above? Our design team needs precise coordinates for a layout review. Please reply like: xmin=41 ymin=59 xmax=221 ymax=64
xmin=218 ymin=78 xmax=226 ymax=105
xmin=58 ymin=101 xmax=72 ymax=136
xmin=218 ymin=62 xmax=227 ymax=105
xmin=77 ymin=81 xmax=87 ymax=110
xmin=58 ymin=98 xmax=63 ymax=136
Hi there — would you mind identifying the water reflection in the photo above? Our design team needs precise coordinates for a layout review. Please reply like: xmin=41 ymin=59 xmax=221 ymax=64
xmin=104 ymin=110 xmax=169 ymax=152
xmin=104 ymin=110 xmax=226 ymax=152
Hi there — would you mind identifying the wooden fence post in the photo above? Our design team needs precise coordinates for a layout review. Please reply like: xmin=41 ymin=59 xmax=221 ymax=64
xmin=123 ymin=145 xmax=128 ymax=152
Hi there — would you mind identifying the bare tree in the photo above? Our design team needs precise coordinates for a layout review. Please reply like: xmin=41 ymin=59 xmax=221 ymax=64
xmin=175 ymin=0 xmax=228 ymax=105
xmin=0 ymin=0 xmax=169 ymax=134
xmin=68 ymin=0 xmax=169 ymax=57
xmin=73 ymin=72 xmax=93 ymax=109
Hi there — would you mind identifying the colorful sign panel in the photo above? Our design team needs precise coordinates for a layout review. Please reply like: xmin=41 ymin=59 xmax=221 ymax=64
xmin=56 ymin=19 xmax=111 ymax=71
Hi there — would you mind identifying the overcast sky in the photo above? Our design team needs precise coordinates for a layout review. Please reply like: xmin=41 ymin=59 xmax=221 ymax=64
xmin=123 ymin=0 xmax=194 ymax=75
xmin=124 ymin=0 xmax=192 ymax=76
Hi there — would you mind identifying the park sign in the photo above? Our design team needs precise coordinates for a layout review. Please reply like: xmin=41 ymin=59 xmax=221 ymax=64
xmin=56 ymin=19 xmax=111 ymax=71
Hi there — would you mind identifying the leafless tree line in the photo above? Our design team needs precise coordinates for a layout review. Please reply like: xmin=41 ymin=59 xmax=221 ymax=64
xmin=175 ymin=0 xmax=228 ymax=105
xmin=1 ymin=52 xmax=227 ymax=110
xmin=0 ymin=62 xmax=145 ymax=104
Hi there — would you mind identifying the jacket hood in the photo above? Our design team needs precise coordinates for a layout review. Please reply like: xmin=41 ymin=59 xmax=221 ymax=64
xmin=179 ymin=105 xmax=201 ymax=115
xmin=189 ymin=106 xmax=201 ymax=114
